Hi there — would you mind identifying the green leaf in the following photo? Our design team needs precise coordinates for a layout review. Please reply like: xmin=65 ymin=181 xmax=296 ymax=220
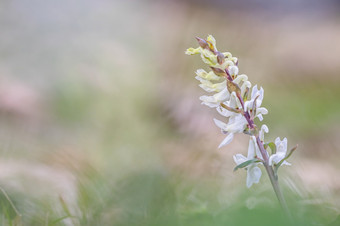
xmin=264 ymin=142 xmax=276 ymax=154
xmin=286 ymin=144 xmax=298 ymax=160
xmin=233 ymin=159 xmax=260 ymax=172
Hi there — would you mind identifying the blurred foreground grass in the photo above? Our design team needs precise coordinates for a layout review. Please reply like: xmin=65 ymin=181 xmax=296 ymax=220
xmin=0 ymin=168 xmax=337 ymax=226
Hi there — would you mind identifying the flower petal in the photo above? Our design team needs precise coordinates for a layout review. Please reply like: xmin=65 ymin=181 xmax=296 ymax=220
xmin=196 ymin=69 xmax=221 ymax=81
xmin=261 ymin=124 xmax=269 ymax=133
xmin=282 ymin=137 xmax=288 ymax=154
xmin=217 ymin=105 xmax=236 ymax=118
xmin=227 ymin=115 xmax=248 ymax=133
xmin=214 ymin=87 xmax=230 ymax=101
xmin=281 ymin=160 xmax=291 ymax=166
xmin=251 ymin=136 xmax=264 ymax=160
xmin=247 ymin=137 xmax=256 ymax=159
xmin=251 ymin=85 xmax=258 ymax=99
xmin=240 ymin=81 xmax=251 ymax=96
xmin=228 ymin=66 xmax=239 ymax=76
xmin=185 ymin=47 xmax=200 ymax=55
xmin=233 ymin=154 xmax=248 ymax=165
xmin=275 ymin=137 xmax=288 ymax=155
xmin=269 ymin=153 xmax=285 ymax=165
xmin=274 ymin=137 xmax=281 ymax=144
xmin=218 ymin=133 xmax=234 ymax=148
xmin=259 ymin=124 xmax=269 ymax=142
xmin=198 ymin=80 xmax=226 ymax=93
xmin=199 ymin=95 xmax=217 ymax=108
xmin=233 ymin=74 xmax=248 ymax=84
xmin=213 ymin=118 xmax=227 ymax=130
xmin=257 ymin=107 xmax=268 ymax=115
xmin=246 ymin=166 xmax=262 ymax=188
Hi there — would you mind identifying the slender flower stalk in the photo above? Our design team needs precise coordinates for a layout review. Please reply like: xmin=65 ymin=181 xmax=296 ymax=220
xmin=186 ymin=35 xmax=297 ymax=219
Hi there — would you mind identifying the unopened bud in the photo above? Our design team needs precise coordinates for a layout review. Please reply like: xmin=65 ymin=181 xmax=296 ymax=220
xmin=243 ymin=87 xmax=250 ymax=101
xmin=207 ymin=41 xmax=215 ymax=51
xmin=195 ymin=37 xmax=208 ymax=49
xmin=216 ymin=52 xmax=225 ymax=65
xmin=210 ymin=67 xmax=227 ymax=77
xmin=227 ymin=80 xmax=241 ymax=95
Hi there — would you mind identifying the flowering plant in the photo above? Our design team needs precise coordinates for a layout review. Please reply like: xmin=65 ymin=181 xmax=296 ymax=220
xmin=186 ymin=35 xmax=297 ymax=217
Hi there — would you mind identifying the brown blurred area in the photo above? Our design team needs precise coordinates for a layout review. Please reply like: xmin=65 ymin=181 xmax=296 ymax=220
xmin=0 ymin=0 xmax=339 ymax=223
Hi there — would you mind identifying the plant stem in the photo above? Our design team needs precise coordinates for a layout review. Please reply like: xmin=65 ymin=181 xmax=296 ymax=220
xmin=255 ymin=136 xmax=292 ymax=221
xmin=0 ymin=186 xmax=21 ymax=218
xmin=235 ymin=92 xmax=292 ymax=220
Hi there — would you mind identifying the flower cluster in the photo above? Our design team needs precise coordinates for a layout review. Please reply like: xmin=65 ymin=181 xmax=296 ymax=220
xmin=186 ymin=35 xmax=295 ymax=188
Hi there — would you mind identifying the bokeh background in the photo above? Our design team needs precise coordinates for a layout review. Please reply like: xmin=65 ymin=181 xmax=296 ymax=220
xmin=0 ymin=0 xmax=340 ymax=225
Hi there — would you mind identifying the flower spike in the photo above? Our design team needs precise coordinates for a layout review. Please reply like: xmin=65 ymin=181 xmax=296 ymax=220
xmin=186 ymin=35 xmax=297 ymax=219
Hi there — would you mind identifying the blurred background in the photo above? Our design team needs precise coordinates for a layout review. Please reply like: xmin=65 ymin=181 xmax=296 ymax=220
xmin=0 ymin=0 xmax=339 ymax=225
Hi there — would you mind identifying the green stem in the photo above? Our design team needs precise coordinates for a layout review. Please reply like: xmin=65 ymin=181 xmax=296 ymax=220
xmin=0 ymin=186 xmax=21 ymax=218
xmin=255 ymin=136 xmax=292 ymax=221
xmin=235 ymin=82 xmax=292 ymax=220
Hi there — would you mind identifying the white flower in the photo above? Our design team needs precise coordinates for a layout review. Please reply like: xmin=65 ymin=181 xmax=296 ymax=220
xmin=199 ymin=87 xmax=230 ymax=108
xmin=197 ymin=78 xmax=226 ymax=93
xmin=269 ymin=137 xmax=291 ymax=166
xmin=213 ymin=114 xmax=248 ymax=148
xmin=195 ymin=69 xmax=226 ymax=93
xmin=195 ymin=69 xmax=221 ymax=81
xmin=251 ymin=136 xmax=265 ymax=159
xmin=253 ymin=127 xmax=269 ymax=160
xmin=254 ymin=107 xmax=268 ymax=121
xmin=240 ymin=80 xmax=252 ymax=97
xmin=244 ymin=85 xmax=263 ymax=108
xmin=216 ymin=92 xmax=241 ymax=117
xmin=233 ymin=138 xmax=262 ymax=188
xmin=199 ymin=48 xmax=219 ymax=66
xmin=228 ymin=66 xmax=239 ymax=76
xmin=244 ymin=85 xmax=268 ymax=121
xmin=251 ymin=85 xmax=264 ymax=106
xmin=233 ymin=74 xmax=251 ymax=96
xmin=259 ymin=124 xmax=269 ymax=143
xmin=233 ymin=74 xmax=248 ymax=84
xmin=216 ymin=105 xmax=236 ymax=118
